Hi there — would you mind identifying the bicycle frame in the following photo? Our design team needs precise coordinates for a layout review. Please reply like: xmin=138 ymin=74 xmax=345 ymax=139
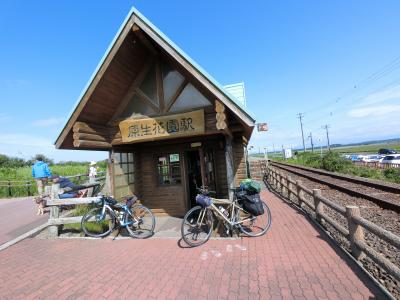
xmin=99 ymin=203 xmax=139 ymax=227
xmin=198 ymin=198 xmax=256 ymax=227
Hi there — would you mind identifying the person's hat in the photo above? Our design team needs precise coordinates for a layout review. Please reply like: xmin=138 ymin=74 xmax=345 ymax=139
xmin=90 ymin=161 xmax=97 ymax=166
xmin=49 ymin=174 xmax=60 ymax=180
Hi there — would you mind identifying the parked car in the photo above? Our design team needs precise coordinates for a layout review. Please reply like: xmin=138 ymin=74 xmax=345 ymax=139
xmin=361 ymin=155 xmax=384 ymax=163
xmin=349 ymin=154 xmax=362 ymax=161
xmin=378 ymin=148 xmax=397 ymax=155
xmin=381 ymin=154 xmax=400 ymax=164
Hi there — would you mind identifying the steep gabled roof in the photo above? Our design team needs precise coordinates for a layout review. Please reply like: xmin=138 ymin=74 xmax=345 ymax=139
xmin=55 ymin=6 xmax=255 ymax=148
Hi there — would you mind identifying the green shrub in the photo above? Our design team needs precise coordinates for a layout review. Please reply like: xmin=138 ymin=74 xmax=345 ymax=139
xmin=321 ymin=151 xmax=351 ymax=172
xmin=349 ymin=166 xmax=382 ymax=179
xmin=383 ymin=168 xmax=400 ymax=183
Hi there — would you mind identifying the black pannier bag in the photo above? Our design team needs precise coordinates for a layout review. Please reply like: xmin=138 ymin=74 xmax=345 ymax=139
xmin=241 ymin=194 xmax=264 ymax=216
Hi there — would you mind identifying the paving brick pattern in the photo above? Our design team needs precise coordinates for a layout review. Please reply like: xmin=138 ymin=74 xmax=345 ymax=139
xmin=0 ymin=191 xmax=387 ymax=299
xmin=0 ymin=197 xmax=47 ymax=246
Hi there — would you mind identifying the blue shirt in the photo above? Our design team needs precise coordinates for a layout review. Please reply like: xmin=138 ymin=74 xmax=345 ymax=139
xmin=32 ymin=161 xmax=51 ymax=179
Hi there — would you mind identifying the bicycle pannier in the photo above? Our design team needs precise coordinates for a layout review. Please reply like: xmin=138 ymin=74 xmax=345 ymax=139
xmin=242 ymin=194 xmax=264 ymax=216
xmin=240 ymin=179 xmax=261 ymax=195
xmin=196 ymin=194 xmax=212 ymax=207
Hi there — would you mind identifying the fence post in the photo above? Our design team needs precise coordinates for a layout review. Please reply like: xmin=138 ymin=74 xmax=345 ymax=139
xmin=287 ymin=175 xmax=292 ymax=200
xmin=296 ymin=180 xmax=304 ymax=208
xmin=48 ymin=183 xmax=60 ymax=238
xmin=272 ymin=169 xmax=276 ymax=187
xmin=26 ymin=180 xmax=31 ymax=196
xmin=8 ymin=180 xmax=11 ymax=197
xmin=346 ymin=206 xmax=365 ymax=260
xmin=313 ymin=189 xmax=325 ymax=225
xmin=277 ymin=171 xmax=282 ymax=192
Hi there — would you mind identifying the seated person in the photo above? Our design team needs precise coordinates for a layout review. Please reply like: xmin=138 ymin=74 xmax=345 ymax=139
xmin=49 ymin=174 xmax=86 ymax=199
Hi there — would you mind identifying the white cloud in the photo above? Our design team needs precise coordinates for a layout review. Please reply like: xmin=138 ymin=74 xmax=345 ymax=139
xmin=359 ymin=84 xmax=400 ymax=106
xmin=347 ymin=104 xmax=400 ymax=118
xmin=32 ymin=117 xmax=65 ymax=127
xmin=0 ymin=134 xmax=53 ymax=147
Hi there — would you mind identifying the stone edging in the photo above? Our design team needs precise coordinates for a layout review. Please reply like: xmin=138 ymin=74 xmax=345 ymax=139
xmin=0 ymin=222 xmax=49 ymax=252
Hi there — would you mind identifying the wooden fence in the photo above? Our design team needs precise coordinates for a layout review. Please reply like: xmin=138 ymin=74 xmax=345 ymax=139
xmin=353 ymin=161 xmax=400 ymax=169
xmin=266 ymin=166 xmax=400 ymax=283
xmin=0 ymin=172 xmax=105 ymax=198
xmin=44 ymin=184 xmax=103 ymax=237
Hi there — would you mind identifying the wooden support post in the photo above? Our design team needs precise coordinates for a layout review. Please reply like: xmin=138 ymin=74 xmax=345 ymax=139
xmin=346 ymin=205 xmax=366 ymax=260
xmin=281 ymin=175 xmax=285 ymax=195
xmin=48 ymin=183 xmax=60 ymax=238
xmin=26 ymin=180 xmax=31 ymax=196
xmin=277 ymin=171 xmax=282 ymax=192
xmin=296 ymin=180 xmax=304 ymax=208
xmin=287 ymin=175 xmax=292 ymax=200
xmin=225 ymin=135 xmax=235 ymax=201
xmin=313 ymin=189 xmax=325 ymax=225
xmin=8 ymin=180 xmax=11 ymax=197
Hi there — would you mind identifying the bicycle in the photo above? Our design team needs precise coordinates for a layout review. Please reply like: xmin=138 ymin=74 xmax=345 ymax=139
xmin=81 ymin=194 xmax=155 ymax=238
xmin=181 ymin=187 xmax=271 ymax=247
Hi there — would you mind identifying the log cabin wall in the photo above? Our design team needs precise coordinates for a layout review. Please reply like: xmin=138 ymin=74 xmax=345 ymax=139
xmin=233 ymin=137 xmax=247 ymax=186
xmin=214 ymin=148 xmax=229 ymax=199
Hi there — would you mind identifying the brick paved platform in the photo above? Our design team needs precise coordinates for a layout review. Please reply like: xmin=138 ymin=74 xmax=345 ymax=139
xmin=0 ymin=191 xmax=387 ymax=299
xmin=0 ymin=197 xmax=47 ymax=246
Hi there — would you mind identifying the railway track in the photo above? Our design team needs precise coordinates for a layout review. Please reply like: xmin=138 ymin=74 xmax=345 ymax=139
xmin=269 ymin=161 xmax=400 ymax=213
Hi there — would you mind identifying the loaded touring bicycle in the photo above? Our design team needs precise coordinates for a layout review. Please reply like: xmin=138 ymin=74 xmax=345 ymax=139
xmin=181 ymin=180 xmax=271 ymax=247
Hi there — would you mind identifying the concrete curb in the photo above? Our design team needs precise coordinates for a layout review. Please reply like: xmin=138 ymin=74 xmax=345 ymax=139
xmin=264 ymin=181 xmax=395 ymax=300
xmin=0 ymin=222 xmax=49 ymax=252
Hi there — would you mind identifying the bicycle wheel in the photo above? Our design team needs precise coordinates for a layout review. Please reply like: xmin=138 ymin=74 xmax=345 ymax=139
xmin=126 ymin=205 xmax=155 ymax=238
xmin=237 ymin=201 xmax=271 ymax=237
xmin=181 ymin=206 xmax=214 ymax=247
xmin=81 ymin=207 xmax=115 ymax=238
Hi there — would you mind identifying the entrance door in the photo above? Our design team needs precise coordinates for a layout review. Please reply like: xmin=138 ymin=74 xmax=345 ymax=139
xmin=186 ymin=150 xmax=202 ymax=208
xmin=203 ymin=149 xmax=217 ymax=194
xmin=185 ymin=147 xmax=217 ymax=209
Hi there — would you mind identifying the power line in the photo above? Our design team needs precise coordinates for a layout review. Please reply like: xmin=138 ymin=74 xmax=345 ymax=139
xmin=301 ymin=54 xmax=400 ymax=116
xmin=297 ymin=113 xmax=306 ymax=152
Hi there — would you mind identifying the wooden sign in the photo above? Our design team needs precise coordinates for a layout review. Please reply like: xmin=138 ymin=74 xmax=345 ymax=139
xmin=119 ymin=109 xmax=205 ymax=143
xmin=257 ymin=123 xmax=268 ymax=132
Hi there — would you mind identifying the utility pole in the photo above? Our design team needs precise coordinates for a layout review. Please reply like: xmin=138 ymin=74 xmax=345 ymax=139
xmin=308 ymin=132 xmax=314 ymax=152
xmin=297 ymin=113 xmax=306 ymax=152
xmin=322 ymin=125 xmax=331 ymax=150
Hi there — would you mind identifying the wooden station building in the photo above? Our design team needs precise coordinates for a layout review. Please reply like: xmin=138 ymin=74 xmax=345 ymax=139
xmin=55 ymin=8 xmax=256 ymax=216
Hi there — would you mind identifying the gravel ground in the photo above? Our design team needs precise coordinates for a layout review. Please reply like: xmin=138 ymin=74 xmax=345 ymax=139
xmin=267 ymin=169 xmax=400 ymax=299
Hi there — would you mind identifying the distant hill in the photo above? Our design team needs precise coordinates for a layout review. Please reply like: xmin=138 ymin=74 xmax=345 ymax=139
xmin=331 ymin=138 xmax=400 ymax=148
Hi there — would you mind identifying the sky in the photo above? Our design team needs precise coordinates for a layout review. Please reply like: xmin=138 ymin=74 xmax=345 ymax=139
xmin=1 ymin=0 xmax=400 ymax=161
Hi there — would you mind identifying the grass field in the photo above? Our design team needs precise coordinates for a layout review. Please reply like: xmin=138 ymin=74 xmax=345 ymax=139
xmin=330 ymin=142 xmax=400 ymax=154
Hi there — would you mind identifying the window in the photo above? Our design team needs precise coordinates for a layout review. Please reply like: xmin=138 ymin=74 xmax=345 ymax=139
xmin=169 ymin=83 xmax=211 ymax=112
xmin=120 ymin=94 xmax=155 ymax=118
xmin=157 ymin=153 xmax=181 ymax=185
xmin=113 ymin=152 xmax=135 ymax=199
xmin=162 ymin=62 xmax=185 ymax=104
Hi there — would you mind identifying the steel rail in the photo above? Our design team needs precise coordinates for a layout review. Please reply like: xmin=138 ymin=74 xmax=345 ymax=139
xmin=269 ymin=161 xmax=400 ymax=213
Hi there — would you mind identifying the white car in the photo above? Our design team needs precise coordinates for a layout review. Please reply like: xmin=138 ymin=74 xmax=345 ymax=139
xmin=381 ymin=154 xmax=400 ymax=164
xmin=361 ymin=155 xmax=384 ymax=163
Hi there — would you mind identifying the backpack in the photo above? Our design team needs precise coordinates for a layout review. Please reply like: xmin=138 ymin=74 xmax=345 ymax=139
xmin=241 ymin=194 xmax=264 ymax=216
